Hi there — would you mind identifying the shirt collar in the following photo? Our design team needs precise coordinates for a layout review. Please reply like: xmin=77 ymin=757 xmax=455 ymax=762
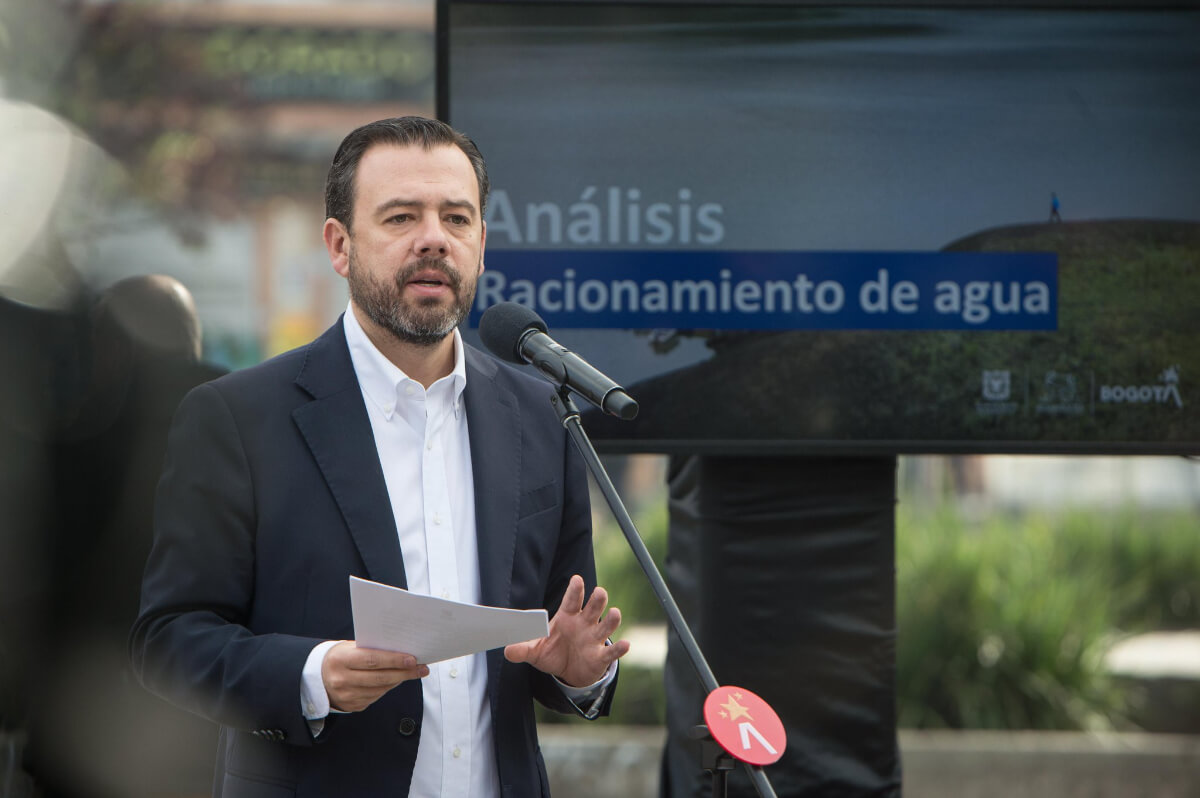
xmin=342 ymin=304 xmax=468 ymax=421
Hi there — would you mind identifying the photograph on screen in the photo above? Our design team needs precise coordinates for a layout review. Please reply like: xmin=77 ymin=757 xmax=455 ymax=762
xmin=441 ymin=1 xmax=1200 ymax=453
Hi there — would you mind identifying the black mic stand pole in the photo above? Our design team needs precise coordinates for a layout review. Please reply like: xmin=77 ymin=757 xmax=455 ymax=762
xmin=550 ymin=388 xmax=779 ymax=798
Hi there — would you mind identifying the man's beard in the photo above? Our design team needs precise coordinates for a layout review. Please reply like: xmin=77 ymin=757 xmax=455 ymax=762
xmin=347 ymin=251 xmax=477 ymax=347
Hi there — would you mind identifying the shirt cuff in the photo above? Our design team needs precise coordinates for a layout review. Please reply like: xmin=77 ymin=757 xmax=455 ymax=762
xmin=554 ymin=655 xmax=619 ymax=720
xmin=301 ymin=640 xmax=342 ymax=735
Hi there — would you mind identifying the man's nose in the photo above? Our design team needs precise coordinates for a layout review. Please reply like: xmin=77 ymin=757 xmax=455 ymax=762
xmin=414 ymin=217 xmax=450 ymax=256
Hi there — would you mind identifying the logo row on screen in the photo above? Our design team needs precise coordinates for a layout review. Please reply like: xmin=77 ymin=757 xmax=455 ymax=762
xmin=977 ymin=367 xmax=1183 ymax=416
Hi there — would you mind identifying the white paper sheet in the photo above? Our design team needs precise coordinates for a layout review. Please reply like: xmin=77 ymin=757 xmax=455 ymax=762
xmin=349 ymin=576 xmax=549 ymax=665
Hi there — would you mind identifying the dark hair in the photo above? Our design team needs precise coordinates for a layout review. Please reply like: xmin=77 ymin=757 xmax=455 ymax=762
xmin=324 ymin=116 xmax=490 ymax=231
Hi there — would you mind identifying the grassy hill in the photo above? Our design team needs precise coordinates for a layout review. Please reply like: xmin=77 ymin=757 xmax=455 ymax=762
xmin=586 ymin=220 xmax=1199 ymax=452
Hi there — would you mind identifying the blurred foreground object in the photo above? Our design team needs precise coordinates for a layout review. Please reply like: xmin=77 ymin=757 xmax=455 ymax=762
xmin=24 ymin=275 xmax=225 ymax=797
xmin=0 ymin=99 xmax=106 ymax=796
xmin=0 ymin=100 xmax=118 ymax=311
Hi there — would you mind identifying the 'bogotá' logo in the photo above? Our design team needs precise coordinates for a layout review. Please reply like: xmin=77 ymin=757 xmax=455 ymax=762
xmin=981 ymin=370 xmax=1011 ymax=401
xmin=977 ymin=368 xmax=1018 ymax=416
xmin=1099 ymin=365 xmax=1183 ymax=408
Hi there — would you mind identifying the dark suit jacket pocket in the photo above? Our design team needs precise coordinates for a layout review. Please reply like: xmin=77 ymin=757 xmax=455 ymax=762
xmin=518 ymin=481 xmax=560 ymax=519
xmin=222 ymin=731 xmax=298 ymax=797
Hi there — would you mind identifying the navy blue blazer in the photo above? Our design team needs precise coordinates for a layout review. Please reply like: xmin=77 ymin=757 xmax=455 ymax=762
xmin=131 ymin=318 xmax=609 ymax=797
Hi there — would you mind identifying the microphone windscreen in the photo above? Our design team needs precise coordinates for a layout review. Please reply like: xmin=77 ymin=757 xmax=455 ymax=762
xmin=479 ymin=302 xmax=548 ymax=364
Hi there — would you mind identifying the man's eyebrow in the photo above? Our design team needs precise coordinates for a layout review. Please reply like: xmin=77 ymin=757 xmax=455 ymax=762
xmin=373 ymin=198 xmax=478 ymax=216
xmin=441 ymin=199 xmax=478 ymax=216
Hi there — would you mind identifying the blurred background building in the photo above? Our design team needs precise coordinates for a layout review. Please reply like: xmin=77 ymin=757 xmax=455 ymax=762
xmin=2 ymin=0 xmax=435 ymax=368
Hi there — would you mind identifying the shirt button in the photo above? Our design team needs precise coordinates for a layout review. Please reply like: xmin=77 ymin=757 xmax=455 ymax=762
xmin=405 ymin=385 xmax=415 ymax=396
xmin=432 ymin=513 xmax=441 ymax=526
xmin=453 ymin=746 xmax=462 ymax=759
xmin=306 ymin=703 xmax=316 ymax=715
xmin=449 ymin=667 xmax=458 ymax=678
xmin=440 ymin=590 xmax=450 ymax=600
xmin=426 ymin=439 xmax=433 ymax=450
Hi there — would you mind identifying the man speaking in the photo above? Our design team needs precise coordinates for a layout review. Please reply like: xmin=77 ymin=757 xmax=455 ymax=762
xmin=132 ymin=116 xmax=629 ymax=797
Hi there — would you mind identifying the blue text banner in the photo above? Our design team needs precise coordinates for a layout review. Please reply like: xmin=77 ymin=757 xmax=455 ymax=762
xmin=469 ymin=250 xmax=1058 ymax=331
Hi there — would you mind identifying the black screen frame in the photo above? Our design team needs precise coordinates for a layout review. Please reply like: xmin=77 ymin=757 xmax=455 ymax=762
xmin=437 ymin=0 xmax=1200 ymax=456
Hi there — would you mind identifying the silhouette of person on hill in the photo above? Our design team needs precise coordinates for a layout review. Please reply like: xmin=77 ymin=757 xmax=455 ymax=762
xmin=1049 ymin=192 xmax=1062 ymax=223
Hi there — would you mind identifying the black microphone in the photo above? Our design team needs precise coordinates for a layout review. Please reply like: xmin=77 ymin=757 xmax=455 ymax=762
xmin=479 ymin=302 xmax=639 ymax=421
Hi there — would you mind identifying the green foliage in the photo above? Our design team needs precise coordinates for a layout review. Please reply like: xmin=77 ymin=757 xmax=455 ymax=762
xmin=895 ymin=507 xmax=1121 ymax=730
xmin=556 ymin=491 xmax=1200 ymax=730
xmin=895 ymin=504 xmax=1200 ymax=730
xmin=1051 ymin=508 xmax=1200 ymax=631
xmin=592 ymin=501 xmax=671 ymax=628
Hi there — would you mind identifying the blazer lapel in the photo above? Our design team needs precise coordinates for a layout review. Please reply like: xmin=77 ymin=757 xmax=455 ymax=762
xmin=291 ymin=319 xmax=407 ymax=589
xmin=464 ymin=346 xmax=520 ymax=610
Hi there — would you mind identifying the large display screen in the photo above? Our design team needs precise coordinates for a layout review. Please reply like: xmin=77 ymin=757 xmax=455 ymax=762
xmin=439 ymin=0 xmax=1200 ymax=454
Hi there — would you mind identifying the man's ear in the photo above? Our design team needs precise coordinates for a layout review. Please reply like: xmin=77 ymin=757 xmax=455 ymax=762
xmin=478 ymin=219 xmax=486 ymax=275
xmin=323 ymin=218 xmax=351 ymax=278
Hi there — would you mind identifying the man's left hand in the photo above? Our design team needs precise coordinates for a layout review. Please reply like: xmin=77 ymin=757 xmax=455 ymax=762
xmin=504 ymin=574 xmax=631 ymax=687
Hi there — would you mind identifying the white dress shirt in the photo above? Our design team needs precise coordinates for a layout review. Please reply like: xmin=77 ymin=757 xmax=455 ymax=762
xmin=299 ymin=307 xmax=613 ymax=798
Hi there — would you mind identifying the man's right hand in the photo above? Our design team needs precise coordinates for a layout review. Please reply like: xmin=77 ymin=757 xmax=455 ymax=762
xmin=321 ymin=640 xmax=429 ymax=712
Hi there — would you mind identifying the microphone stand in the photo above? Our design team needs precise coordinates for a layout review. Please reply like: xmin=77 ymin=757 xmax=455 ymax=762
xmin=550 ymin=388 xmax=779 ymax=798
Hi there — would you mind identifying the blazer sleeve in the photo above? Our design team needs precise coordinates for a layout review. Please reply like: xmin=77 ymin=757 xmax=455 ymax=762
xmin=130 ymin=381 xmax=323 ymax=746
